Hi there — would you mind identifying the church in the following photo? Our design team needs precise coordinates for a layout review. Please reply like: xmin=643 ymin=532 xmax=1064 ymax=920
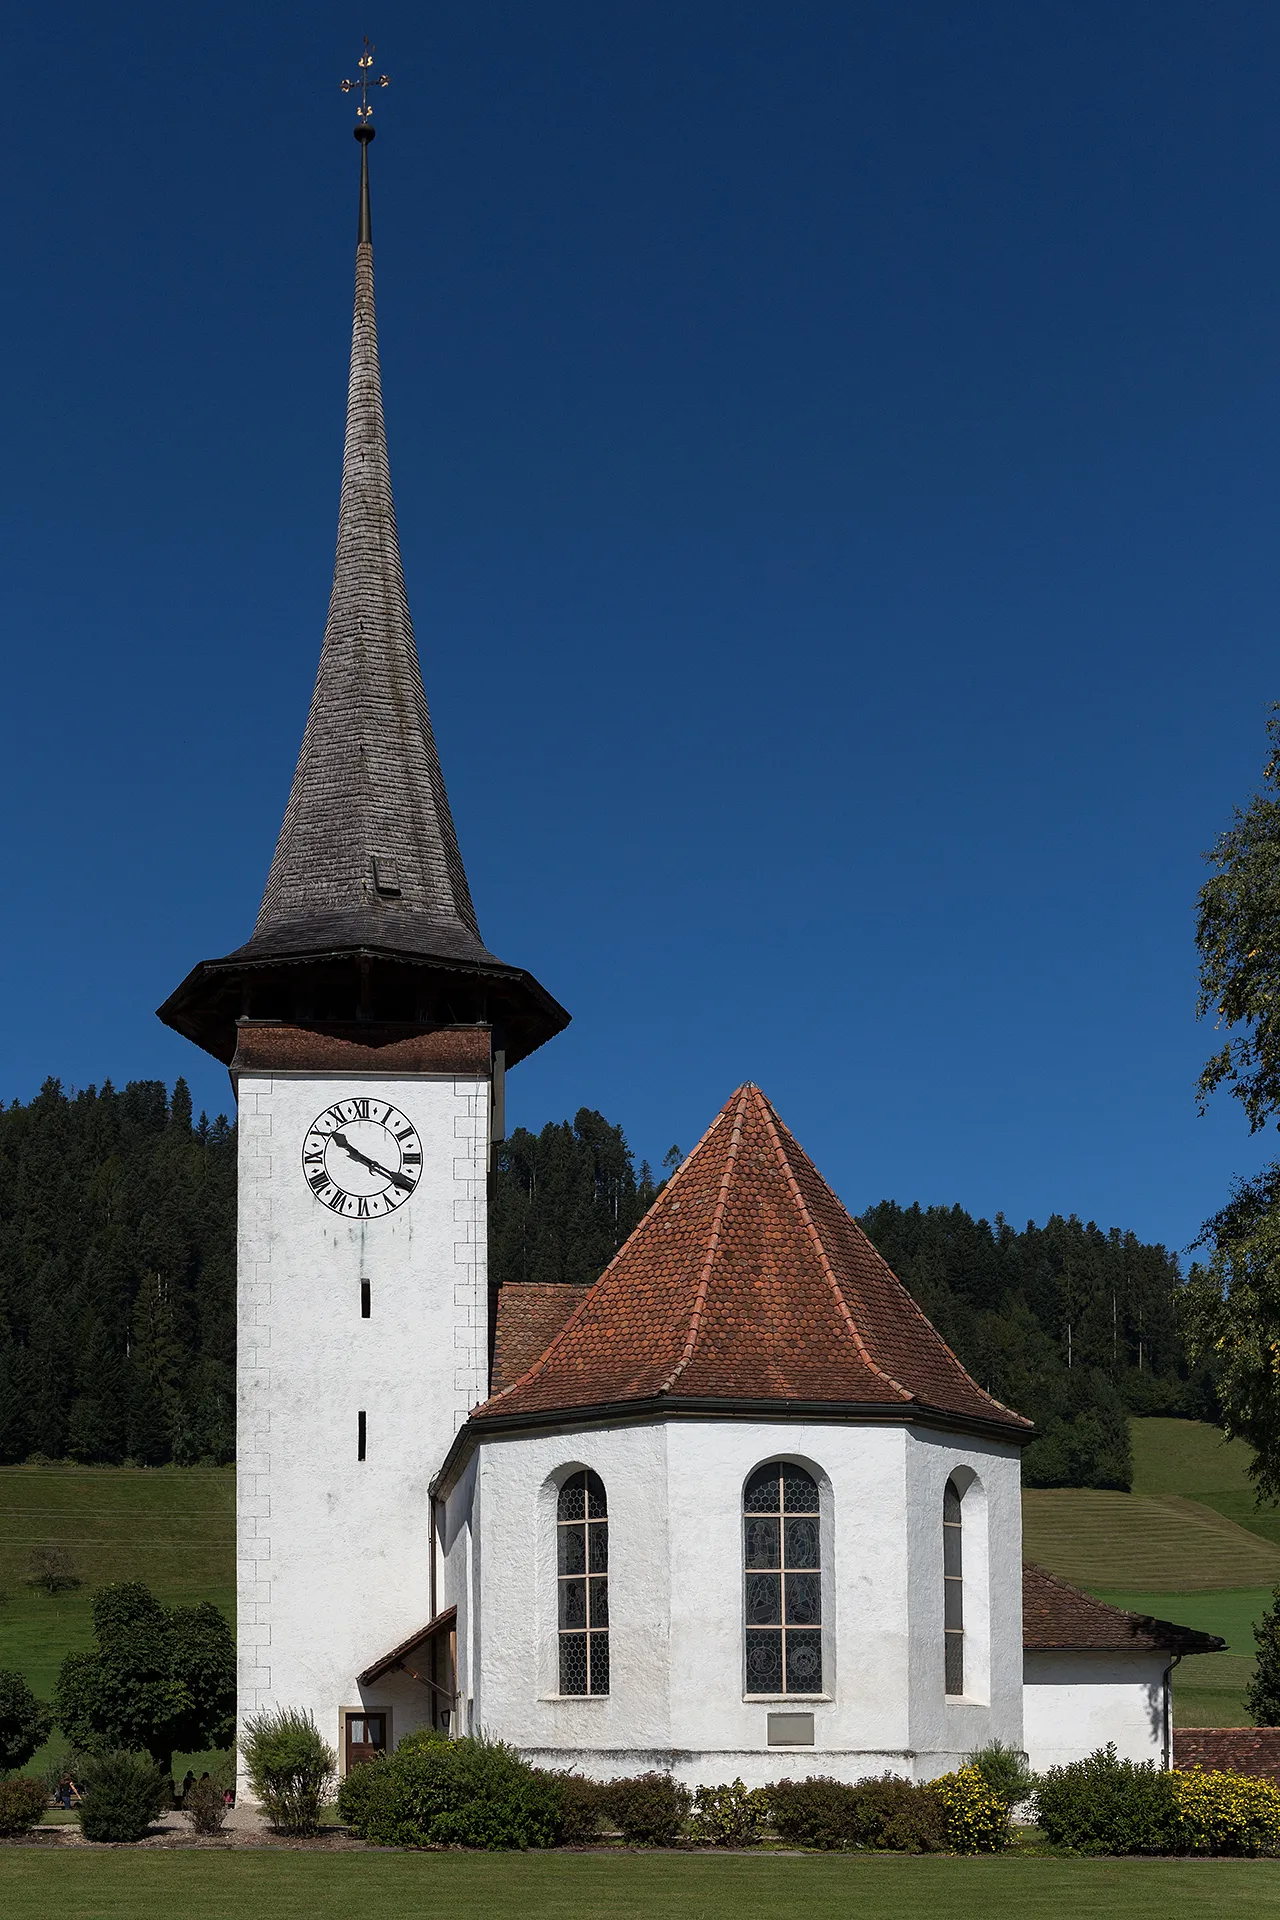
xmin=158 ymin=110 xmax=1220 ymax=1798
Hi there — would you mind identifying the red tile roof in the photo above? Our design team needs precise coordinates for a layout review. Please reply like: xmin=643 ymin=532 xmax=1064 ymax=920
xmin=1023 ymin=1564 xmax=1225 ymax=1654
xmin=491 ymin=1283 xmax=592 ymax=1394
xmin=472 ymin=1083 xmax=1031 ymax=1434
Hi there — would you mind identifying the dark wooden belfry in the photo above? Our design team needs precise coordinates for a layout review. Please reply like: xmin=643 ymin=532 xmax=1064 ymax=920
xmin=159 ymin=114 xmax=568 ymax=1069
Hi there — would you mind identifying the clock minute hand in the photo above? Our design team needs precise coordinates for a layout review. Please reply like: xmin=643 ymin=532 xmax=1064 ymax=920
xmin=332 ymin=1130 xmax=414 ymax=1193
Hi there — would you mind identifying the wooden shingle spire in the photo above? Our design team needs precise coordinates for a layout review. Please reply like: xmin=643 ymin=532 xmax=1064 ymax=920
xmin=159 ymin=113 xmax=568 ymax=1066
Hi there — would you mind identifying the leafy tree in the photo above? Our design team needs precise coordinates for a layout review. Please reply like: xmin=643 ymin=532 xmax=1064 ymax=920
xmin=0 ymin=1669 xmax=53 ymax=1774
xmin=54 ymin=1582 xmax=234 ymax=1779
xmin=1247 ymin=1587 xmax=1280 ymax=1726
xmin=1189 ymin=710 xmax=1280 ymax=1496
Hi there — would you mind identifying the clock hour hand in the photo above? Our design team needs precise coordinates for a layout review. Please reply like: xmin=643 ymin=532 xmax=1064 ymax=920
xmin=331 ymin=1130 xmax=414 ymax=1193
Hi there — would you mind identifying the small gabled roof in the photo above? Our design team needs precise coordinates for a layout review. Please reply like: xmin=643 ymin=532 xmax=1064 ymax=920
xmin=1023 ymin=1564 xmax=1226 ymax=1655
xmin=470 ymin=1083 xmax=1032 ymax=1436
xmin=491 ymin=1284 xmax=592 ymax=1395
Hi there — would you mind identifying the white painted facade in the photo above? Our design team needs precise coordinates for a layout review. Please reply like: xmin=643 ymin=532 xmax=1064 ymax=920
xmin=235 ymin=1065 xmax=489 ymax=1791
xmin=1023 ymin=1650 xmax=1170 ymax=1775
xmin=432 ymin=1415 xmax=1024 ymax=1785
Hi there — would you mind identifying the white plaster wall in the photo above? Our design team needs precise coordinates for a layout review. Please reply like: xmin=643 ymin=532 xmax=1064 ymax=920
xmin=1023 ymin=1651 xmax=1168 ymax=1773
xmin=904 ymin=1430 xmax=1024 ymax=1775
xmin=236 ymin=1068 xmax=488 ymax=1789
xmin=450 ymin=1416 xmax=1024 ymax=1786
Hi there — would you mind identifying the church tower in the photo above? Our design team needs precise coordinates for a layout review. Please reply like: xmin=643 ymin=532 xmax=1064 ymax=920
xmin=159 ymin=97 xmax=567 ymax=1781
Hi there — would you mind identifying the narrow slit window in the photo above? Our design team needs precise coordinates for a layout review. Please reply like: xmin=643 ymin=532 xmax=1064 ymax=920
xmin=743 ymin=1461 xmax=823 ymax=1696
xmin=361 ymin=1280 xmax=371 ymax=1319
xmin=358 ymin=1410 xmax=367 ymax=1461
xmin=943 ymin=1477 xmax=964 ymax=1696
xmin=557 ymin=1469 xmax=608 ymax=1695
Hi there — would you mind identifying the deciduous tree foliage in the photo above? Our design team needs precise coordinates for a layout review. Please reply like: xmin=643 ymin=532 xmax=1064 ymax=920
xmin=0 ymin=1669 xmax=53 ymax=1774
xmin=55 ymin=1581 xmax=234 ymax=1779
xmin=1190 ymin=708 xmax=1280 ymax=1499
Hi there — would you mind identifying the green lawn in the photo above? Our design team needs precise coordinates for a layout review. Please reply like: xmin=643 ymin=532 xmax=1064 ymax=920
xmin=1129 ymin=1419 xmax=1257 ymax=1497
xmin=0 ymin=1465 xmax=235 ymax=1775
xmin=2 ymin=1852 xmax=1280 ymax=1920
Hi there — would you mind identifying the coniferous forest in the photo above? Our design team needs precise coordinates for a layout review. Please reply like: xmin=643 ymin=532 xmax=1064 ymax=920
xmin=0 ymin=1081 xmax=1213 ymax=1487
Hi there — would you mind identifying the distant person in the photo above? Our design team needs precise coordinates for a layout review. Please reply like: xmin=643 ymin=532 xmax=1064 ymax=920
xmin=179 ymin=1770 xmax=196 ymax=1805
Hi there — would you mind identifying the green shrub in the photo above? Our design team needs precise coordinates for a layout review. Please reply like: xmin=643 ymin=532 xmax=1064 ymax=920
xmin=242 ymin=1707 xmax=335 ymax=1836
xmin=767 ymin=1774 xmax=946 ymax=1851
xmin=767 ymin=1775 xmax=860 ymax=1848
xmin=337 ymin=1732 xmax=561 ymax=1850
xmin=0 ymin=1669 xmax=54 ymax=1775
xmin=0 ymin=1777 xmax=49 ymax=1836
xmin=689 ymin=1778 xmax=769 ymax=1846
xmin=851 ymin=1776 xmax=949 ymax=1853
xmin=182 ymin=1772 xmax=230 ymax=1836
xmin=927 ymin=1764 xmax=1011 ymax=1852
xmin=965 ymin=1739 xmax=1035 ymax=1812
xmin=1171 ymin=1768 xmax=1280 ymax=1856
xmin=603 ymin=1771 xmax=691 ymax=1846
xmin=76 ymin=1751 xmax=170 ymax=1843
xmin=555 ymin=1772 xmax=607 ymax=1845
xmin=1033 ymin=1745 xmax=1180 ymax=1855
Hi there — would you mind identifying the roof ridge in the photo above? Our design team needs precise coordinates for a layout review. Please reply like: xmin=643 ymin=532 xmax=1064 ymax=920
xmin=755 ymin=1089 xmax=913 ymax=1404
xmin=474 ymin=1095 xmax=741 ymax=1412
xmin=655 ymin=1084 xmax=750 ymax=1395
xmin=770 ymin=1109 xmax=1031 ymax=1427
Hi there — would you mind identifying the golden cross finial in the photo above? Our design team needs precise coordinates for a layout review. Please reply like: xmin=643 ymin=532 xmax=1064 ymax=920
xmin=341 ymin=38 xmax=389 ymax=123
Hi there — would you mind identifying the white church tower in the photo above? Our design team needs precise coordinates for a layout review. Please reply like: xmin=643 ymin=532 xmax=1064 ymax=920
xmin=158 ymin=100 xmax=568 ymax=1787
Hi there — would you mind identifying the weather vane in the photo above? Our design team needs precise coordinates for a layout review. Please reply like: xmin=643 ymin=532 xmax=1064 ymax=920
xmin=341 ymin=38 xmax=389 ymax=124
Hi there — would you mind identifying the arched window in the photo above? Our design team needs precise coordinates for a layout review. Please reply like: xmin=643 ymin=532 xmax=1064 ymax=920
xmin=943 ymin=1476 xmax=964 ymax=1696
xmin=557 ymin=1469 xmax=608 ymax=1695
xmin=743 ymin=1461 xmax=822 ymax=1695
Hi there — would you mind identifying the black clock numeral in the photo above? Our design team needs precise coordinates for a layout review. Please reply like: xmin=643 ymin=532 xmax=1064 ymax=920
xmin=353 ymin=1098 xmax=370 ymax=1120
xmin=402 ymin=1151 xmax=421 ymax=1166
xmin=308 ymin=1170 xmax=329 ymax=1193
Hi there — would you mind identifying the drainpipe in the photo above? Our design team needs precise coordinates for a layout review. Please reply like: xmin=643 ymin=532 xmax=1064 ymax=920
xmin=1162 ymin=1655 xmax=1182 ymax=1771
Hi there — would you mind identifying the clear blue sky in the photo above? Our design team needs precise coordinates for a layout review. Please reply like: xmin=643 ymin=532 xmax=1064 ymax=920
xmin=5 ymin=1 xmax=1279 ymax=1253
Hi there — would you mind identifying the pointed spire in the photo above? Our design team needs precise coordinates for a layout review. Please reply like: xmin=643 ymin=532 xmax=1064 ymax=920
xmin=157 ymin=107 xmax=569 ymax=1066
xmin=249 ymin=128 xmax=488 ymax=966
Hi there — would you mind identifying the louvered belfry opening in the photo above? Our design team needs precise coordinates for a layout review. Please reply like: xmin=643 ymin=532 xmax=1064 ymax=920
xmin=158 ymin=126 xmax=567 ymax=1068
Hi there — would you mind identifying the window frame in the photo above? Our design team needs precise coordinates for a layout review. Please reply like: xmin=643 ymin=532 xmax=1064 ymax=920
xmin=556 ymin=1467 xmax=609 ymax=1697
xmin=742 ymin=1459 xmax=827 ymax=1700
xmin=943 ymin=1475 xmax=964 ymax=1698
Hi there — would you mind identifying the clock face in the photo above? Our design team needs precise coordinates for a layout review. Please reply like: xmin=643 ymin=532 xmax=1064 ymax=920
xmin=302 ymin=1097 xmax=422 ymax=1219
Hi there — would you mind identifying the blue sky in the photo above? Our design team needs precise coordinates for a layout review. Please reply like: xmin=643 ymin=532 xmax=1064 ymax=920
xmin=5 ymin=1 xmax=1280 ymax=1252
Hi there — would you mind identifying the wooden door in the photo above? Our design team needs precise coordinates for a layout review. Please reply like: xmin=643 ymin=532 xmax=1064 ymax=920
xmin=345 ymin=1712 xmax=387 ymax=1769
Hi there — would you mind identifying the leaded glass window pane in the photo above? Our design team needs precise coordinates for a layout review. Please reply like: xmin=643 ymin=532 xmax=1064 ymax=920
xmin=746 ymin=1572 xmax=782 ymax=1625
xmin=784 ymin=1516 xmax=819 ymax=1568
xmin=744 ymin=1465 xmax=782 ymax=1513
xmin=743 ymin=1460 xmax=824 ymax=1694
xmin=785 ymin=1571 xmax=822 ymax=1626
xmin=560 ymin=1634 xmax=588 ymax=1695
xmin=786 ymin=1629 xmax=823 ymax=1693
xmin=782 ymin=1465 xmax=819 ymax=1513
xmin=557 ymin=1470 xmax=609 ymax=1694
xmin=745 ymin=1517 xmax=780 ymax=1568
xmin=745 ymin=1628 xmax=784 ymax=1693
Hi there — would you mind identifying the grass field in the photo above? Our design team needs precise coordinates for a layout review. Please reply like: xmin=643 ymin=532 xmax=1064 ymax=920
xmin=2 ymin=1852 xmax=1280 ymax=1920
xmin=1023 ymin=1419 xmax=1280 ymax=1726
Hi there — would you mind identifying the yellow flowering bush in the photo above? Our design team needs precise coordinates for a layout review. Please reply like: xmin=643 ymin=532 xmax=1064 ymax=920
xmin=1171 ymin=1768 xmax=1280 ymax=1856
xmin=927 ymin=1764 xmax=1010 ymax=1853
